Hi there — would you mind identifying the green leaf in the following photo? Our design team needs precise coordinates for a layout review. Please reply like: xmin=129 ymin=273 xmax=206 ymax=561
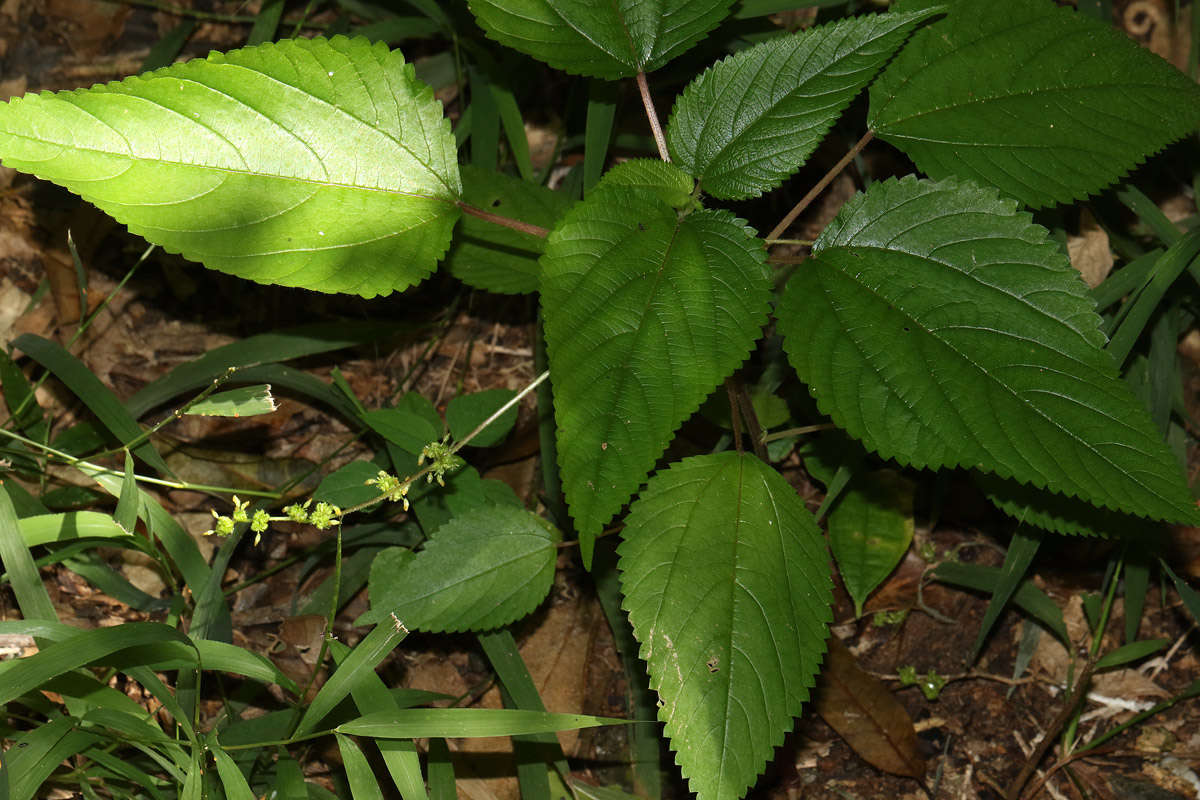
xmin=338 ymin=733 xmax=386 ymax=800
xmin=364 ymin=408 xmax=441 ymax=455
xmin=358 ymin=505 xmax=559 ymax=631
xmin=337 ymin=708 xmax=625 ymax=738
xmin=777 ymin=176 xmax=1200 ymax=527
xmin=1094 ymin=638 xmax=1170 ymax=671
xmin=869 ymin=0 xmax=1200 ymax=208
xmin=827 ymin=469 xmax=915 ymax=618
xmin=113 ymin=451 xmax=139 ymax=535
xmin=314 ymin=460 xmax=388 ymax=510
xmin=542 ymin=176 xmax=770 ymax=565
xmin=0 ymin=36 xmax=460 ymax=297
xmin=296 ymin=621 xmax=410 ymax=737
xmin=976 ymin=472 xmax=1137 ymax=537
xmin=446 ymin=388 xmax=518 ymax=448
xmin=468 ymin=0 xmax=734 ymax=79
xmin=0 ymin=485 xmax=57 ymax=623
xmin=445 ymin=165 xmax=572 ymax=294
xmin=186 ymin=385 xmax=277 ymax=417
xmin=932 ymin=561 xmax=1069 ymax=646
xmin=667 ymin=9 xmax=940 ymax=199
xmin=618 ymin=452 xmax=832 ymax=800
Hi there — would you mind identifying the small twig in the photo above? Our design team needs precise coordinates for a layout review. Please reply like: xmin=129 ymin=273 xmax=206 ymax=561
xmin=767 ymin=130 xmax=874 ymax=242
xmin=458 ymin=201 xmax=549 ymax=238
xmin=636 ymin=72 xmax=670 ymax=162
xmin=761 ymin=423 xmax=835 ymax=444
xmin=1004 ymin=654 xmax=1099 ymax=800
xmin=451 ymin=370 xmax=549 ymax=455
xmin=725 ymin=379 xmax=744 ymax=455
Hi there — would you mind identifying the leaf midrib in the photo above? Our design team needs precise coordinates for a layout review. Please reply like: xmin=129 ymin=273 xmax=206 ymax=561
xmin=2 ymin=124 xmax=456 ymax=203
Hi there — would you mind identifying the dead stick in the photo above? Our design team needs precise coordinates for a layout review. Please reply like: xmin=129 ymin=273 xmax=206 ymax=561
xmin=767 ymin=130 xmax=874 ymax=243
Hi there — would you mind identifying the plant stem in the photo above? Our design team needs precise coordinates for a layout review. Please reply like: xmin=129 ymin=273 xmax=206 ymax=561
xmin=458 ymin=201 xmax=549 ymax=238
xmin=451 ymin=370 xmax=549 ymax=455
xmin=761 ymin=423 xmax=835 ymax=444
xmin=767 ymin=129 xmax=874 ymax=242
xmin=1003 ymin=652 xmax=1099 ymax=800
xmin=636 ymin=72 xmax=670 ymax=162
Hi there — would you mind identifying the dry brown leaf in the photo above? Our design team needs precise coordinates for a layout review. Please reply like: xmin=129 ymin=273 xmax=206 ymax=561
xmin=1067 ymin=208 xmax=1113 ymax=288
xmin=814 ymin=636 xmax=927 ymax=780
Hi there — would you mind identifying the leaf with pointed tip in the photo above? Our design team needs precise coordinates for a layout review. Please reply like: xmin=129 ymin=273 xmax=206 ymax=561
xmin=0 ymin=36 xmax=460 ymax=297
xmin=869 ymin=0 xmax=1200 ymax=208
xmin=541 ymin=166 xmax=770 ymax=566
xmin=668 ymin=9 xmax=940 ymax=200
xmin=358 ymin=506 xmax=559 ymax=631
xmin=777 ymin=176 xmax=1200 ymax=527
xmin=468 ymin=0 xmax=733 ymax=79
xmin=618 ymin=452 xmax=832 ymax=800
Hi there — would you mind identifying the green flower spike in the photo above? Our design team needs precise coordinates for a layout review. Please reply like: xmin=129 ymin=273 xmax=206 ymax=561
xmin=419 ymin=438 xmax=461 ymax=487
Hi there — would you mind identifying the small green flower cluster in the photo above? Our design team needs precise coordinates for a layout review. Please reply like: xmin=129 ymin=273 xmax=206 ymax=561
xmin=206 ymin=495 xmax=340 ymax=546
xmin=418 ymin=438 xmax=462 ymax=487
xmin=366 ymin=470 xmax=411 ymax=510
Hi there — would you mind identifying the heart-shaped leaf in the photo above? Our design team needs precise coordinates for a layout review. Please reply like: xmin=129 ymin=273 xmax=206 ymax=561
xmin=668 ymin=8 xmax=940 ymax=199
xmin=869 ymin=0 xmax=1200 ymax=208
xmin=0 ymin=36 xmax=460 ymax=297
xmin=541 ymin=164 xmax=770 ymax=566
xmin=468 ymin=0 xmax=733 ymax=79
xmin=619 ymin=452 xmax=832 ymax=800
xmin=777 ymin=176 xmax=1200 ymax=526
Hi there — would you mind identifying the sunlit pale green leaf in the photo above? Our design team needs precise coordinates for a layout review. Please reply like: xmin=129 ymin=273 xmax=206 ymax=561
xmin=870 ymin=0 xmax=1200 ymax=207
xmin=0 ymin=36 xmax=460 ymax=296
xmin=668 ymin=9 xmax=939 ymax=199
xmin=619 ymin=452 xmax=832 ymax=800
xmin=543 ymin=167 xmax=770 ymax=565
xmin=186 ymin=385 xmax=276 ymax=417
xmin=469 ymin=0 xmax=733 ymax=79
xmin=358 ymin=506 xmax=559 ymax=631
xmin=777 ymin=176 xmax=1200 ymax=527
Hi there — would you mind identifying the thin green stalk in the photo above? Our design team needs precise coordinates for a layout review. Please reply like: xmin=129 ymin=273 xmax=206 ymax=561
xmin=0 ymin=428 xmax=280 ymax=499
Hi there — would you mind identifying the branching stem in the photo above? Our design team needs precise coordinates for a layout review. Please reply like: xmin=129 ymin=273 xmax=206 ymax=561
xmin=767 ymin=130 xmax=874 ymax=243
xmin=637 ymin=72 xmax=670 ymax=162
xmin=458 ymin=201 xmax=549 ymax=238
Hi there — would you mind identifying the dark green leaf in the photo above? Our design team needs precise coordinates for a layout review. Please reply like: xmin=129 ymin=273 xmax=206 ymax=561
xmin=827 ymin=469 xmax=914 ymax=618
xmin=542 ymin=171 xmax=770 ymax=564
xmin=619 ymin=452 xmax=832 ymax=800
xmin=777 ymin=176 xmax=1200 ymax=527
xmin=446 ymin=389 xmax=518 ymax=447
xmin=870 ymin=0 xmax=1200 ymax=207
xmin=358 ymin=506 xmax=558 ymax=630
xmin=668 ymin=9 xmax=939 ymax=199
xmin=468 ymin=0 xmax=734 ymax=79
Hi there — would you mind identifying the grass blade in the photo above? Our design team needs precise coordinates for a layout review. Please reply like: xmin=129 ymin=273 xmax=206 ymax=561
xmin=970 ymin=526 xmax=1041 ymax=662
xmin=0 ymin=484 xmax=57 ymax=622
xmin=337 ymin=709 xmax=629 ymax=738
xmin=12 ymin=333 xmax=171 ymax=475
xmin=337 ymin=732 xmax=386 ymax=800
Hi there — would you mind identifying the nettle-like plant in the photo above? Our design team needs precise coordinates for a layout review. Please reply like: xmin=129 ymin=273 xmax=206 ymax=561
xmin=3 ymin=0 xmax=1200 ymax=796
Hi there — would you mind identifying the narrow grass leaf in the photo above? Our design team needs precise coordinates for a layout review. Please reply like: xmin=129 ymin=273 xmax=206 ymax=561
xmin=1162 ymin=561 xmax=1200 ymax=626
xmin=778 ymin=176 xmax=1200 ymax=527
xmin=212 ymin=745 xmax=257 ymax=800
xmin=12 ymin=334 xmax=171 ymax=475
xmin=4 ymin=718 xmax=101 ymax=800
xmin=180 ymin=749 xmax=202 ymax=800
xmin=337 ymin=708 xmax=626 ymax=738
xmin=668 ymin=9 xmax=940 ymax=199
xmin=0 ymin=485 xmax=57 ymax=622
xmin=327 ymin=639 xmax=428 ymax=800
xmin=970 ymin=527 xmax=1041 ymax=662
xmin=869 ymin=0 xmax=1200 ymax=207
xmin=114 ymin=451 xmax=139 ymax=535
xmin=427 ymin=739 xmax=455 ymax=800
xmin=542 ymin=171 xmax=770 ymax=564
xmin=0 ymin=622 xmax=196 ymax=707
xmin=932 ymin=562 xmax=1068 ymax=646
xmin=469 ymin=0 xmax=733 ymax=79
xmin=125 ymin=321 xmax=405 ymax=418
xmin=337 ymin=733 xmax=386 ymax=800
xmin=194 ymin=639 xmax=300 ymax=695
xmin=619 ymin=452 xmax=832 ymax=800
xmin=584 ymin=81 xmax=618 ymax=192
xmin=1106 ymin=232 xmax=1200 ymax=366
xmin=358 ymin=506 xmax=559 ymax=630
xmin=0 ymin=37 xmax=460 ymax=296
xmin=1094 ymin=637 xmax=1170 ymax=671
xmin=295 ymin=620 xmax=409 ymax=737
